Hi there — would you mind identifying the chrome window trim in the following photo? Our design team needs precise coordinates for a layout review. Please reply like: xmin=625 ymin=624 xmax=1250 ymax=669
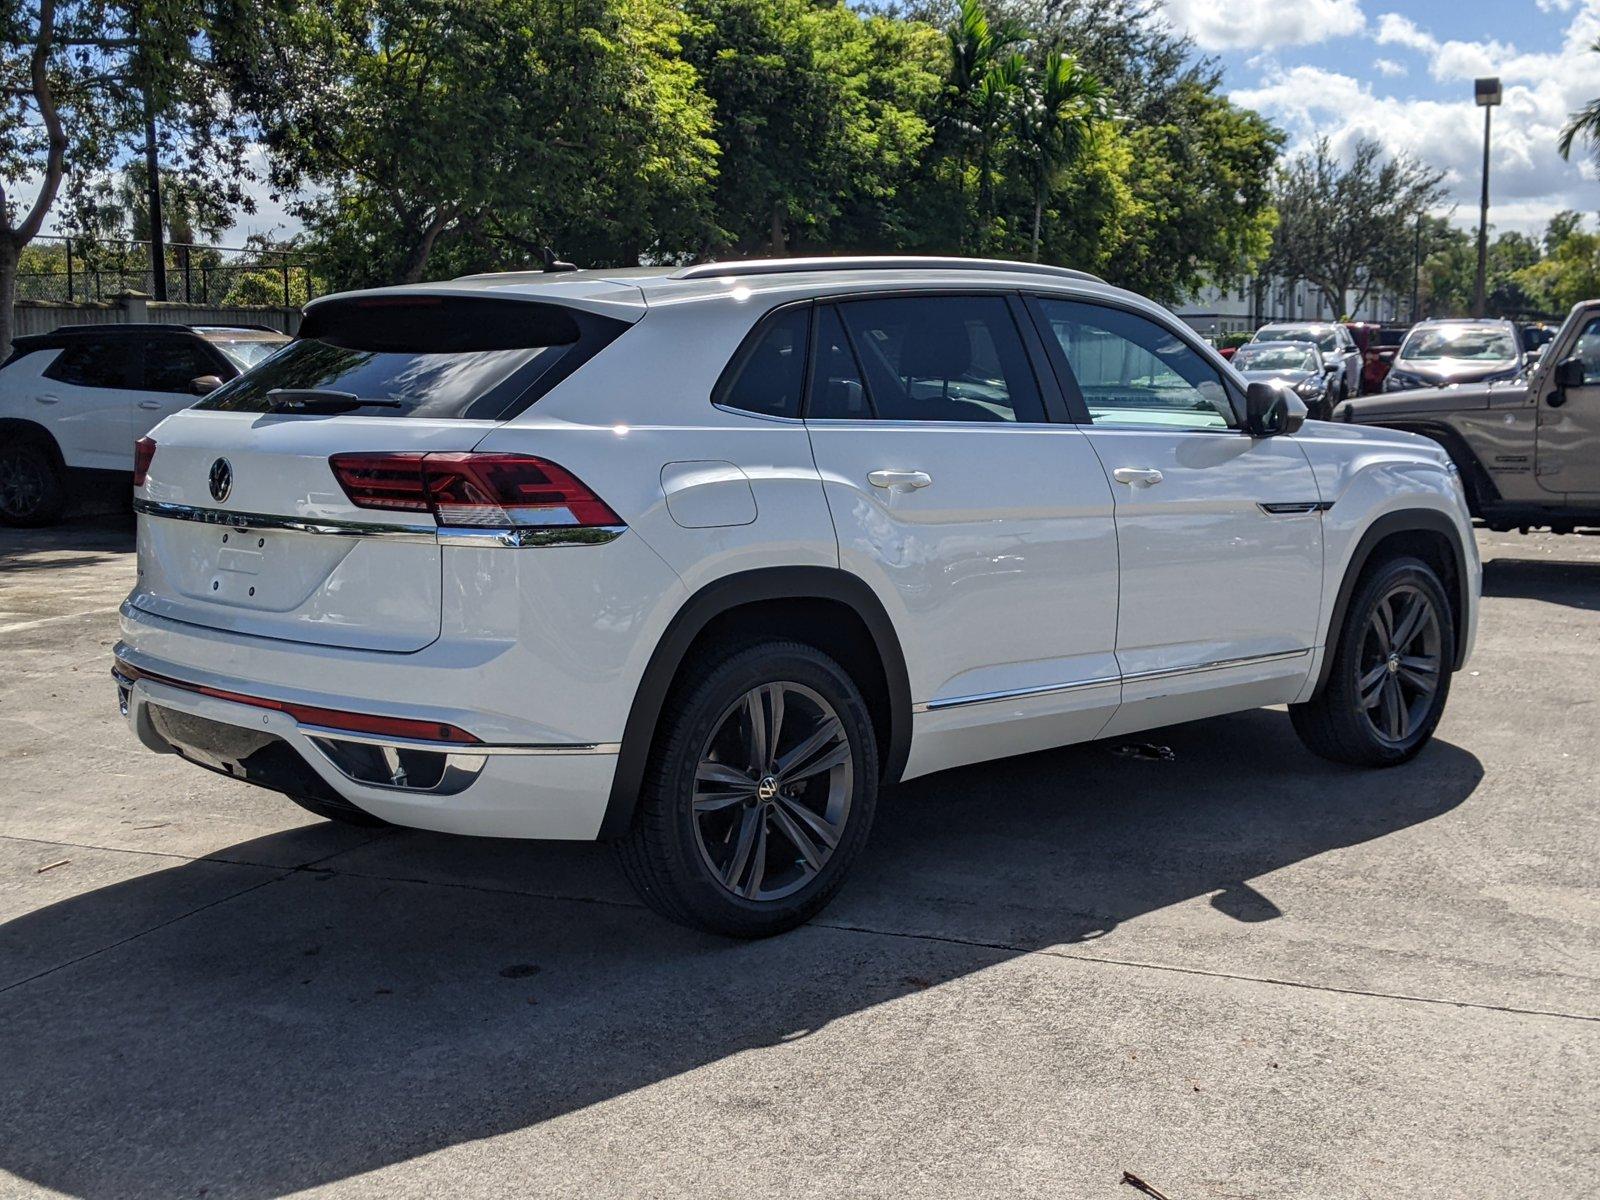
xmin=915 ymin=648 xmax=1311 ymax=712
xmin=133 ymin=498 xmax=624 ymax=548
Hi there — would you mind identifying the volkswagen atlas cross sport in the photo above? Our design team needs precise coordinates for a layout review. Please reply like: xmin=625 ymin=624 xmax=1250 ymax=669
xmin=114 ymin=257 xmax=1480 ymax=937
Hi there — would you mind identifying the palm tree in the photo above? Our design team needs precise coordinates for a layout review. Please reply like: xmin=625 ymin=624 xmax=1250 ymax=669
xmin=1559 ymin=42 xmax=1600 ymax=167
xmin=1013 ymin=51 xmax=1107 ymax=261
xmin=945 ymin=0 xmax=1025 ymax=249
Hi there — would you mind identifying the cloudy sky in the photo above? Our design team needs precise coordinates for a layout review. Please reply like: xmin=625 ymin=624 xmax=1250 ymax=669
xmin=1166 ymin=0 xmax=1600 ymax=234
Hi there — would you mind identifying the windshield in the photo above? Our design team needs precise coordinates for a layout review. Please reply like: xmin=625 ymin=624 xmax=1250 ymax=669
xmin=1400 ymin=325 xmax=1518 ymax=362
xmin=1234 ymin=345 xmax=1316 ymax=372
xmin=207 ymin=338 xmax=287 ymax=371
xmin=1259 ymin=326 xmax=1339 ymax=353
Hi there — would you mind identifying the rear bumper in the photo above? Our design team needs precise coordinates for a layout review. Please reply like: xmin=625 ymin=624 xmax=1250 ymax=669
xmin=113 ymin=648 xmax=618 ymax=840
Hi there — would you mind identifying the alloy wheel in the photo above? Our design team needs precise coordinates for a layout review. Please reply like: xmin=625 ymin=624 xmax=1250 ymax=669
xmin=1358 ymin=583 xmax=1443 ymax=744
xmin=0 ymin=449 xmax=46 ymax=519
xmin=691 ymin=681 xmax=853 ymax=902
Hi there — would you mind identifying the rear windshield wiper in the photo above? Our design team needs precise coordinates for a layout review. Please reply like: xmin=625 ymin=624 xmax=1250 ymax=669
xmin=266 ymin=388 xmax=404 ymax=414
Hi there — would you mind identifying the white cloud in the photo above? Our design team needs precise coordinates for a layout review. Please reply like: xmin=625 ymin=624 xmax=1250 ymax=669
xmin=1373 ymin=57 xmax=1407 ymax=77
xmin=1163 ymin=0 xmax=1365 ymax=52
xmin=1233 ymin=3 xmax=1600 ymax=233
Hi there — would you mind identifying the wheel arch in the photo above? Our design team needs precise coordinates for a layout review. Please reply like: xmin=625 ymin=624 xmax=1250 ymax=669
xmin=0 ymin=418 xmax=66 ymax=471
xmin=1312 ymin=509 xmax=1472 ymax=697
xmin=1374 ymin=419 xmax=1500 ymax=515
xmin=598 ymin=566 xmax=912 ymax=839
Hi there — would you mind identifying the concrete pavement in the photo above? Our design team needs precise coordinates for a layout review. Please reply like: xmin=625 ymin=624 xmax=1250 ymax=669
xmin=0 ymin=517 xmax=1595 ymax=1198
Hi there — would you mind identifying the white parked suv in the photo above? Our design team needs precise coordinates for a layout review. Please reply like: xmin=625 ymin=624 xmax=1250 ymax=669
xmin=0 ymin=322 xmax=288 ymax=525
xmin=113 ymin=258 xmax=1480 ymax=936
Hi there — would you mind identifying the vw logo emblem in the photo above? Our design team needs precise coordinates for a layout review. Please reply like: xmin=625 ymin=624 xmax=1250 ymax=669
xmin=208 ymin=458 xmax=233 ymax=503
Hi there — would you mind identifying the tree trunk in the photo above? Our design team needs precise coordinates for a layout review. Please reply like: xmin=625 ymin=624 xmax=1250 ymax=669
xmin=1031 ymin=189 xmax=1044 ymax=262
xmin=396 ymin=210 xmax=453 ymax=284
xmin=0 ymin=241 xmax=18 ymax=362
xmin=770 ymin=200 xmax=786 ymax=256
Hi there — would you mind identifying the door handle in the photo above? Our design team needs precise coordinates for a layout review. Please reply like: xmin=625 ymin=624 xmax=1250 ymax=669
xmin=34 ymin=393 xmax=61 ymax=405
xmin=136 ymin=400 xmax=163 ymax=410
xmin=867 ymin=469 xmax=932 ymax=492
xmin=1112 ymin=467 xmax=1164 ymax=487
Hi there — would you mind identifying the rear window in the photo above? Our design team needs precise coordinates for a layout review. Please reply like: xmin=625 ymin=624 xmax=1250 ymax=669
xmin=205 ymin=336 xmax=287 ymax=371
xmin=197 ymin=295 xmax=627 ymax=420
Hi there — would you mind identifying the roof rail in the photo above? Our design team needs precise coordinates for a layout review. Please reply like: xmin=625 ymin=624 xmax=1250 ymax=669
xmin=673 ymin=256 xmax=1105 ymax=284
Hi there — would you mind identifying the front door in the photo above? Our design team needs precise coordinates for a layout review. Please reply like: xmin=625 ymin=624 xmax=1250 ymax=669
xmin=128 ymin=335 xmax=221 ymax=445
xmin=35 ymin=340 xmax=137 ymax=471
xmin=802 ymin=293 xmax=1122 ymax=778
xmin=1029 ymin=295 xmax=1324 ymax=736
xmin=1536 ymin=309 xmax=1600 ymax=496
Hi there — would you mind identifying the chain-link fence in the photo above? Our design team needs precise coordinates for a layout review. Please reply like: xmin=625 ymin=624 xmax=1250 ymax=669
xmin=16 ymin=235 xmax=317 ymax=308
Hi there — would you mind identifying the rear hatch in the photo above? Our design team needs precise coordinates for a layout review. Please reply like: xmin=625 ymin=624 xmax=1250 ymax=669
xmin=130 ymin=290 xmax=634 ymax=652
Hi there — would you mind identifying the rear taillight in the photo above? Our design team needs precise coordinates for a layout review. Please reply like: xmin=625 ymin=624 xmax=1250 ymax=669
xmin=329 ymin=452 xmax=622 ymax=529
xmin=133 ymin=437 xmax=157 ymax=487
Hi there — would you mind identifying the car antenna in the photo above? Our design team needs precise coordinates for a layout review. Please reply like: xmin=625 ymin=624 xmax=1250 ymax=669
xmin=540 ymin=246 xmax=578 ymax=274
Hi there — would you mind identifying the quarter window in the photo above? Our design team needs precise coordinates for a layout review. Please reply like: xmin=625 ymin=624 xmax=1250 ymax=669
xmin=43 ymin=341 xmax=131 ymax=390
xmin=1035 ymin=298 xmax=1235 ymax=430
xmin=827 ymin=296 xmax=1046 ymax=423
xmin=714 ymin=305 xmax=809 ymax=419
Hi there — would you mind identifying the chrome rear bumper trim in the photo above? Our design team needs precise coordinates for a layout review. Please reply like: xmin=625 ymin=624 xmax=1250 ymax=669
xmin=133 ymin=499 xmax=625 ymax=548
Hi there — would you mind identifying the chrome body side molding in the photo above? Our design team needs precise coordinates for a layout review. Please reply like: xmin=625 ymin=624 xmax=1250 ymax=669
xmin=915 ymin=648 xmax=1312 ymax=713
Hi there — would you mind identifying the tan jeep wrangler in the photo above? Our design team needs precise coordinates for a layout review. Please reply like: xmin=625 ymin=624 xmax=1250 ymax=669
xmin=1336 ymin=300 xmax=1600 ymax=533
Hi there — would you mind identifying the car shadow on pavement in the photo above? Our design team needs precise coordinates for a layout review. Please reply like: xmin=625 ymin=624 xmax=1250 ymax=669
xmin=1481 ymin=556 xmax=1600 ymax=611
xmin=0 ymin=513 xmax=134 ymax=571
xmin=0 ymin=708 xmax=1483 ymax=1199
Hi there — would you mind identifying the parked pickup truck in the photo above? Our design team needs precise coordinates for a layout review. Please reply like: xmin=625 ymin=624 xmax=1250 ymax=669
xmin=1334 ymin=300 xmax=1600 ymax=533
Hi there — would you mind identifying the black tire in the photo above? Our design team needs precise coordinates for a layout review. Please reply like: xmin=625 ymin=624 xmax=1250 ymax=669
xmin=615 ymin=640 xmax=879 ymax=938
xmin=1291 ymin=556 xmax=1455 ymax=767
xmin=0 ymin=437 xmax=67 ymax=527
xmin=283 ymin=791 xmax=390 ymax=827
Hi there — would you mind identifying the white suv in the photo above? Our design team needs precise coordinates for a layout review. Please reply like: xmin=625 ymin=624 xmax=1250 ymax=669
xmin=0 ymin=323 xmax=288 ymax=525
xmin=113 ymin=258 xmax=1479 ymax=936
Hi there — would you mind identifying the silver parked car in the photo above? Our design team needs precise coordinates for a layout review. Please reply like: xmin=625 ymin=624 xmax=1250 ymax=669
xmin=1230 ymin=340 xmax=1341 ymax=419
xmin=1382 ymin=318 xmax=1526 ymax=393
xmin=1251 ymin=322 xmax=1363 ymax=401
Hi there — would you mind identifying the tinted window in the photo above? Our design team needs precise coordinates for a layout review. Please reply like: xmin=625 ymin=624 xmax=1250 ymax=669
xmin=197 ymin=296 xmax=621 ymax=421
xmin=142 ymin=338 xmax=218 ymax=393
xmin=43 ymin=341 xmax=131 ymax=389
xmin=832 ymin=296 xmax=1044 ymax=422
xmin=807 ymin=306 xmax=870 ymax=418
xmin=715 ymin=305 xmax=808 ymax=418
xmin=1036 ymin=298 xmax=1234 ymax=430
xmin=1572 ymin=317 xmax=1600 ymax=378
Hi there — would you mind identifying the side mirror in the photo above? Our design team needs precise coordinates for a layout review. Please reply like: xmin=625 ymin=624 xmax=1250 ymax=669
xmin=1555 ymin=356 xmax=1584 ymax=389
xmin=189 ymin=374 xmax=224 ymax=396
xmin=1525 ymin=344 xmax=1546 ymax=363
xmin=1245 ymin=380 xmax=1308 ymax=436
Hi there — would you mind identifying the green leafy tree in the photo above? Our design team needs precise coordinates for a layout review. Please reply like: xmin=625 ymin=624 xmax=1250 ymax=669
xmin=1268 ymin=137 xmax=1445 ymax=318
xmin=223 ymin=0 xmax=718 ymax=285
xmin=1012 ymin=50 xmax=1106 ymax=260
xmin=682 ymin=0 xmax=944 ymax=255
xmin=0 ymin=0 xmax=250 ymax=353
xmin=1515 ymin=214 xmax=1600 ymax=314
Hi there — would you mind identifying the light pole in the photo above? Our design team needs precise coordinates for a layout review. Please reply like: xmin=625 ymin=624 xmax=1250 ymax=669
xmin=1472 ymin=76 xmax=1501 ymax=318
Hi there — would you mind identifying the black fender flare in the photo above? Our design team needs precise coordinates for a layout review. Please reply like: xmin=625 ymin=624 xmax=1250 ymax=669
xmin=1375 ymin=419 xmax=1501 ymax=513
xmin=598 ymin=566 xmax=912 ymax=839
xmin=1312 ymin=508 xmax=1473 ymax=696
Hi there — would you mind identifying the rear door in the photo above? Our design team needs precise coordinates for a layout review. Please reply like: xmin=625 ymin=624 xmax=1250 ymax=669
xmin=131 ymin=293 xmax=632 ymax=653
xmin=801 ymin=292 xmax=1121 ymax=776
xmin=1535 ymin=307 xmax=1600 ymax=496
xmin=1029 ymin=295 xmax=1323 ymax=732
